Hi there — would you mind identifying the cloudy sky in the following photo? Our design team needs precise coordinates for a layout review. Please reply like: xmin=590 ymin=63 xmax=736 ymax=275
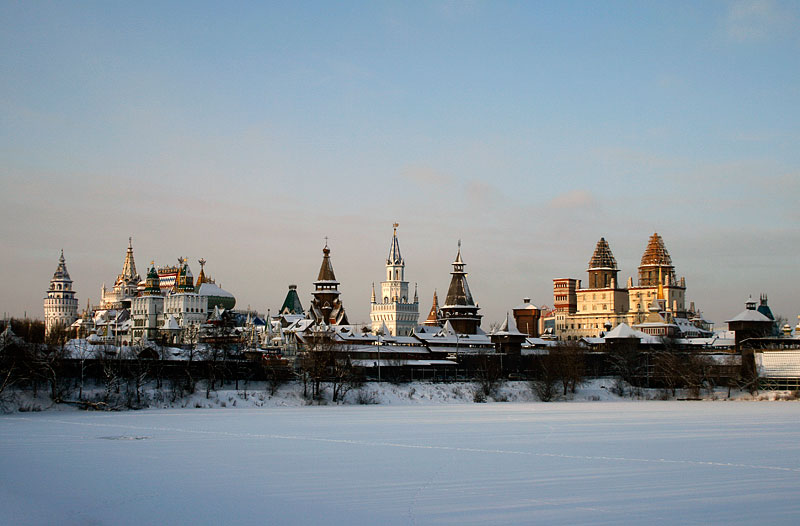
xmin=1 ymin=1 xmax=798 ymax=328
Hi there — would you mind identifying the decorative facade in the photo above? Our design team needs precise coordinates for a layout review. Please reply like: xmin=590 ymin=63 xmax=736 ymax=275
xmin=163 ymin=258 xmax=208 ymax=337
xmin=439 ymin=242 xmax=482 ymax=334
xmin=554 ymin=233 xmax=699 ymax=341
xmin=44 ymin=250 xmax=79 ymax=336
xmin=308 ymin=243 xmax=349 ymax=326
xmin=131 ymin=263 xmax=164 ymax=341
xmin=370 ymin=224 xmax=419 ymax=336
xmin=100 ymin=238 xmax=141 ymax=309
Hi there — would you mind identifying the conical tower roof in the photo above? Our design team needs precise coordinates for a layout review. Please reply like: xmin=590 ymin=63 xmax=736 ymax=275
xmin=52 ymin=249 xmax=72 ymax=281
xmin=387 ymin=223 xmax=403 ymax=265
xmin=444 ymin=242 xmax=474 ymax=307
xmin=424 ymin=290 xmax=439 ymax=326
xmin=280 ymin=285 xmax=304 ymax=314
xmin=588 ymin=237 xmax=617 ymax=270
xmin=640 ymin=233 xmax=673 ymax=267
xmin=317 ymin=244 xmax=338 ymax=282
xmin=120 ymin=237 xmax=139 ymax=282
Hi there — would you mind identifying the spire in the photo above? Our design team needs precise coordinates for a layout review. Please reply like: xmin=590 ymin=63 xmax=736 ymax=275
xmin=414 ymin=282 xmax=418 ymax=303
xmin=317 ymin=243 xmax=338 ymax=282
xmin=120 ymin=237 xmax=138 ymax=281
xmin=52 ymin=250 xmax=71 ymax=281
xmin=371 ymin=282 xmax=376 ymax=303
xmin=424 ymin=290 xmax=439 ymax=326
xmin=387 ymin=222 xmax=403 ymax=265
xmin=196 ymin=258 xmax=207 ymax=286
xmin=444 ymin=242 xmax=473 ymax=306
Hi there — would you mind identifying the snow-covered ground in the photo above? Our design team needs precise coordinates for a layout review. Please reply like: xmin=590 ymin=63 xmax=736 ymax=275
xmin=2 ymin=401 xmax=799 ymax=525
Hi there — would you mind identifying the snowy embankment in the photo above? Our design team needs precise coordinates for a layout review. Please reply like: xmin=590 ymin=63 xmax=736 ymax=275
xmin=4 ymin=378 xmax=796 ymax=413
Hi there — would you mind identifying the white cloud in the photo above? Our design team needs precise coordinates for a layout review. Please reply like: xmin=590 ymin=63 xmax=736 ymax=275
xmin=724 ymin=0 xmax=796 ymax=42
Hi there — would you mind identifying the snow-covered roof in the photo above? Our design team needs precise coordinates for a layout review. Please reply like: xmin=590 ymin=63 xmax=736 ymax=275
xmin=197 ymin=282 xmax=235 ymax=298
xmin=522 ymin=337 xmax=557 ymax=348
xmin=603 ymin=323 xmax=641 ymax=339
xmin=351 ymin=359 xmax=456 ymax=367
xmin=726 ymin=309 xmax=772 ymax=323
xmin=756 ymin=350 xmax=800 ymax=378
xmin=493 ymin=313 xmax=526 ymax=337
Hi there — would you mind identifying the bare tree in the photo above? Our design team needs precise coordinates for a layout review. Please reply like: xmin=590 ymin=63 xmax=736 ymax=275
xmin=475 ymin=353 xmax=503 ymax=398
xmin=298 ymin=333 xmax=362 ymax=402
xmin=530 ymin=355 xmax=559 ymax=402
xmin=550 ymin=342 xmax=585 ymax=396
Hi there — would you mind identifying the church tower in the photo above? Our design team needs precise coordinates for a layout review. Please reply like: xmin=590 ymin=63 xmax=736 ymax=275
xmin=587 ymin=237 xmax=619 ymax=289
xmin=101 ymin=237 xmax=141 ymax=309
xmin=44 ymin=250 xmax=79 ymax=336
xmin=309 ymin=242 xmax=349 ymax=326
xmin=439 ymin=241 xmax=482 ymax=334
xmin=637 ymin=233 xmax=675 ymax=287
xmin=370 ymin=224 xmax=419 ymax=336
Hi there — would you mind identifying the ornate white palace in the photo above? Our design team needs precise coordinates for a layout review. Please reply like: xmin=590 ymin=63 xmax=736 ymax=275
xmin=370 ymin=224 xmax=419 ymax=336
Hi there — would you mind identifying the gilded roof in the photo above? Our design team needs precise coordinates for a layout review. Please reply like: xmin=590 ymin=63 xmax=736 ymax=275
xmin=639 ymin=232 xmax=673 ymax=267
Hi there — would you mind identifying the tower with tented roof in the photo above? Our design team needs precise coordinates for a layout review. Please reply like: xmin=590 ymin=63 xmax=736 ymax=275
xmin=370 ymin=224 xmax=419 ymax=336
xmin=100 ymin=237 xmax=141 ymax=309
xmin=439 ymin=241 xmax=482 ymax=334
xmin=44 ymin=250 xmax=79 ymax=336
xmin=587 ymin=237 xmax=619 ymax=289
xmin=309 ymin=241 xmax=349 ymax=326
xmin=628 ymin=232 xmax=687 ymax=323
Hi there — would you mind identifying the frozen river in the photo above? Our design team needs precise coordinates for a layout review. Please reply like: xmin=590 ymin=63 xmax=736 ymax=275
xmin=2 ymin=402 xmax=799 ymax=525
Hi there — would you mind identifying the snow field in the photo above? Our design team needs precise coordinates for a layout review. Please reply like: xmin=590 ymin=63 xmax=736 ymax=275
xmin=1 ymin=402 xmax=799 ymax=525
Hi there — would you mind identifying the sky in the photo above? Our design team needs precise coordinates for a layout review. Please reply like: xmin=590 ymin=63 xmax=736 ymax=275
xmin=1 ymin=1 xmax=798 ymax=328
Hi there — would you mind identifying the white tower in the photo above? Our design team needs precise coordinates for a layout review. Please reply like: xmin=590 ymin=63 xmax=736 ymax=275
xmin=44 ymin=250 xmax=79 ymax=336
xmin=370 ymin=224 xmax=419 ymax=336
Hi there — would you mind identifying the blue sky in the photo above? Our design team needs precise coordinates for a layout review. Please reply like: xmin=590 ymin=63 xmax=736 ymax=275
xmin=1 ymin=1 xmax=798 ymax=327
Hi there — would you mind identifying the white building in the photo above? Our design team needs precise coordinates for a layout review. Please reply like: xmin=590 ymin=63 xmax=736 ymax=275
xmin=370 ymin=224 xmax=419 ymax=336
xmin=100 ymin=238 xmax=141 ymax=309
xmin=131 ymin=263 xmax=164 ymax=342
xmin=44 ymin=250 xmax=79 ymax=336
xmin=163 ymin=259 xmax=207 ymax=339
